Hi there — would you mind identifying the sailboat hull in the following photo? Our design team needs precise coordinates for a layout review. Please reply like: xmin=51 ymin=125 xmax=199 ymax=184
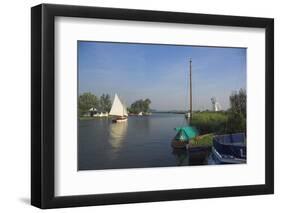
xmin=112 ymin=116 xmax=128 ymax=123
xmin=171 ymin=140 xmax=189 ymax=149
xmin=185 ymin=113 xmax=191 ymax=119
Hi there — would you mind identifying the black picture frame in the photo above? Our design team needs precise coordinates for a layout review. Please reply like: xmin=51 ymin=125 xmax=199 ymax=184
xmin=31 ymin=3 xmax=274 ymax=209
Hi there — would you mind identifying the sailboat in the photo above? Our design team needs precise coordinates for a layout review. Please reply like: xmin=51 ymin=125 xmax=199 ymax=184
xmin=171 ymin=58 xmax=196 ymax=149
xmin=171 ymin=126 xmax=198 ymax=149
xmin=109 ymin=94 xmax=128 ymax=123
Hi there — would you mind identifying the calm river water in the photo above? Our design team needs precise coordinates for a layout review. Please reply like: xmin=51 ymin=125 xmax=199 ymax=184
xmin=78 ymin=113 xmax=213 ymax=170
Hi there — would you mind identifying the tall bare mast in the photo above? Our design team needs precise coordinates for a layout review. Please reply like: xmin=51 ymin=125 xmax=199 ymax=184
xmin=189 ymin=58 xmax=192 ymax=117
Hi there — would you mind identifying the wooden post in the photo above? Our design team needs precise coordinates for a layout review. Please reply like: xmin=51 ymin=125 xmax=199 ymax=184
xmin=189 ymin=58 xmax=192 ymax=118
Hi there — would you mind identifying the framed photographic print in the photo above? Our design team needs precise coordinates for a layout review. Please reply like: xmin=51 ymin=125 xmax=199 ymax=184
xmin=31 ymin=4 xmax=274 ymax=209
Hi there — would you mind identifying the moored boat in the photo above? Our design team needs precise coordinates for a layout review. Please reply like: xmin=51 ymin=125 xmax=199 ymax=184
xmin=92 ymin=112 xmax=109 ymax=117
xmin=171 ymin=126 xmax=198 ymax=149
xmin=185 ymin=112 xmax=191 ymax=119
xmin=212 ymin=133 xmax=246 ymax=164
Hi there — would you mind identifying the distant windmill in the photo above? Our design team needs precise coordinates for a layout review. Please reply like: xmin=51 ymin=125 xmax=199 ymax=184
xmin=211 ymin=97 xmax=221 ymax=111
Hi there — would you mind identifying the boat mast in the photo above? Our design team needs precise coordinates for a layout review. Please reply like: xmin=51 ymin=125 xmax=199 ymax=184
xmin=120 ymin=96 xmax=124 ymax=117
xmin=189 ymin=58 xmax=192 ymax=118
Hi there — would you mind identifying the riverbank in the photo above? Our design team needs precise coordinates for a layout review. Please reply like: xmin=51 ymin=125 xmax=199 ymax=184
xmin=190 ymin=111 xmax=228 ymax=134
xmin=80 ymin=113 xmax=153 ymax=120
xmin=79 ymin=116 xmax=110 ymax=120
xmin=190 ymin=110 xmax=246 ymax=135
xmin=189 ymin=133 xmax=214 ymax=148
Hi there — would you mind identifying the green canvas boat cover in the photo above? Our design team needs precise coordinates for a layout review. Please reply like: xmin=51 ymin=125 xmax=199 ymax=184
xmin=174 ymin=126 xmax=198 ymax=141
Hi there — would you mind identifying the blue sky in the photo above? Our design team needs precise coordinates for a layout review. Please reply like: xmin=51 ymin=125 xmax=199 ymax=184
xmin=78 ymin=41 xmax=246 ymax=111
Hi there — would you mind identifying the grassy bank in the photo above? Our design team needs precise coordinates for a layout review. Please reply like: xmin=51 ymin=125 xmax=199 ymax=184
xmin=79 ymin=116 xmax=96 ymax=120
xmin=79 ymin=116 xmax=110 ymax=120
xmin=189 ymin=133 xmax=214 ymax=148
xmin=190 ymin=111 xmax=228 ymax=135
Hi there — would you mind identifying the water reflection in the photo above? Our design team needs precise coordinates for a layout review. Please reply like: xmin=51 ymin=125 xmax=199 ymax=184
xmin=172 ymin=148 xmax=189 ymax=166
xmin=79 ymin=113 xmax=212 ymax=170
xmin=172 ymin=147 xmax=212 ymax=166
xmin=188 ymin=147 xmax=210 ymax=165
xmin=109 ymin=122 xmax=128 ymax=149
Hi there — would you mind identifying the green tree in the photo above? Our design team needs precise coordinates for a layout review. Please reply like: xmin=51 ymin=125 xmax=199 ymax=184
xmin=226 ymin=111 xmax=246 ymax=133
xmin=129 ymin=99 xmax=151 ymax=114
xmin=99 ymin=94 xmax=112 ymax=112
xmin=78 ymin=92 xmax=99 ymax=116
xmin=143 ymin=98 xmax=151 ymax=112
xmin=129 ymin=100 xmax=141 ymax=114
xmin=227 ymin=88 xmax=247 ymax=133
xmin=229 ymin=88 xmax=246 ymax=117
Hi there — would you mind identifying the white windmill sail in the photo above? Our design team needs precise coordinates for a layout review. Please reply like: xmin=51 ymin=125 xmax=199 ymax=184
xmin=109 ymin=94 xmax=127 ymax=117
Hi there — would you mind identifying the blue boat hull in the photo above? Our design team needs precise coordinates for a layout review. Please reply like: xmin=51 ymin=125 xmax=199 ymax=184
xmin=212 ymin=133 xmax=246 ymax=164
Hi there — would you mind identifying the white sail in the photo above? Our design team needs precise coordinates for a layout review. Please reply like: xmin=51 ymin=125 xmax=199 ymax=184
xmin=109 ymin=94 xmax=127 ymax=117
xmin=123 ymin=101 xmax=128 ymax=117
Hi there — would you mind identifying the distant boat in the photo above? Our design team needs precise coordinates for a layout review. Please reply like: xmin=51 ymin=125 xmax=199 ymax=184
xmin=212 ymin=133 xmax=246 ymax=164
xmin=98 ymin=112 xmax=108 ymax=117
xmin=93 ymin=112 xmax=108 ymax=117
xmin=109 ymin=94 xmax=128 ymax=123
xmin=185 ymin=112 xmax=191 ymax=119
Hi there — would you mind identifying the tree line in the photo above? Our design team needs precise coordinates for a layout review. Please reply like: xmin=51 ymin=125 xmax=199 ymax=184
xmin=128 ymin=99 xmax=151 ymax=114
xmin=79 ymin=92 xmax=152 ymax=116
xmin=79 ymin=93 xmax=111 ymax=116
xmin=227 ymin=88 xmax=246 ymax=133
